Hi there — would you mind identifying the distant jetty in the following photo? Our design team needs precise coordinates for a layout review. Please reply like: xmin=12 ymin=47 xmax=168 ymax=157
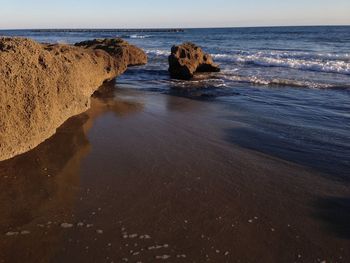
xmin=31 ymin=28 xmax=185 ymax=33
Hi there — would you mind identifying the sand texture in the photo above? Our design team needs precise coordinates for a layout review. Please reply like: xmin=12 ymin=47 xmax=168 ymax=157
xmin=1 ymin=88 xmax=349 ymax=262
xmin=0 ymin=37 xmax=147 ymax=161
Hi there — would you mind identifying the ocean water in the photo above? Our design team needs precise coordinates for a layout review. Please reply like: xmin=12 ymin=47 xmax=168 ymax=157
xmin=1 ymin=27 xmax=350 ymax=178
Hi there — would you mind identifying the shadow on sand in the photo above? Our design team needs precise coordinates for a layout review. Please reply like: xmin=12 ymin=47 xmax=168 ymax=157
xmin=313 ymin=197 xmax=350 ymax=239
xmin=224 ymin=126 xmax=350 ymax=182
xmin=0 ymin=80 xmax=144 ymax=263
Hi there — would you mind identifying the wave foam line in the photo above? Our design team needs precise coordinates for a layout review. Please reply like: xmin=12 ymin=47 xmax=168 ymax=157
xmin=221 ymin=73 xmax=350 ymax=89
xmin=212 ymin=52 xmax=350 ymax=75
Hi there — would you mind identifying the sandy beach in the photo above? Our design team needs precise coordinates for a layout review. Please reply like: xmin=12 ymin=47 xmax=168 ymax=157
xmin=1 ymin=0 xmax=350 ymax=261
xmin=1 ymin=83 xmax=349 ymax=263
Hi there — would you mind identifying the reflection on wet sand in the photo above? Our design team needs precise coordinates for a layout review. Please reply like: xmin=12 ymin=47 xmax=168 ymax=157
xmin=0 ymin=83 xmax=144 ymax=263
xmin=91 ymin=80 xmax=144 ymax=118
xmin=0 ymin=114 xmax=89 ymax=263
xmin=314 ymin=197 xmax=350 ymax=239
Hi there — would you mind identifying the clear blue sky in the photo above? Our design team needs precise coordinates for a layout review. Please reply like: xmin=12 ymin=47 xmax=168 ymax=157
xmin=1 ymin=0 xmax=350 ymax=29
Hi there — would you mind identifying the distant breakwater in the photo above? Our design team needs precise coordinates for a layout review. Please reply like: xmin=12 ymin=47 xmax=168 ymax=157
xmin=30 ymin=29 xmax=185 ymax=33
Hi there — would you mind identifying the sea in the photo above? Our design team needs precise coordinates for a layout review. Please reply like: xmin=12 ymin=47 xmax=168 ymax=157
xmin=1 ymin=26 xmax=349 ymax=178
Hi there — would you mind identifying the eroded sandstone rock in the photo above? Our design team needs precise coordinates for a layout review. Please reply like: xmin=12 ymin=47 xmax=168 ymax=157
xmin=0 ymin=37 xmax=147 ymax=161
xmin=168 ymin=42 xmax=220 ymax=80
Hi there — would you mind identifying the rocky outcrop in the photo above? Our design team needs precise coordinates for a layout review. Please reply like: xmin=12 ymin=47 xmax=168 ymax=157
xmin=75 ymin=38 xmax=147 ymax=68
xmin=0 ymin=37 xmax=147 ymax=161
xmin=168 ymin=42 xmax=220 ymax=80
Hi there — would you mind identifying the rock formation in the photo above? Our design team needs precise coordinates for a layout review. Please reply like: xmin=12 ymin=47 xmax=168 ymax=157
xmin=0 ymin=37 xmax=147 ymax=161
xmin=168 ymin=42 xmax=220 ymax=80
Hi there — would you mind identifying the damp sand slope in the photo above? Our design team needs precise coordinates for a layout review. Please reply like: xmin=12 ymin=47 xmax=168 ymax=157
xmin=0 ymin=86 xmax=349 ymax=263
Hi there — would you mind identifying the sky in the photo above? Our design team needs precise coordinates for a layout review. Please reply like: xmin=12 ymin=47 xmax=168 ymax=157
xmin=0 ymin=0 xmax=350 ymax=29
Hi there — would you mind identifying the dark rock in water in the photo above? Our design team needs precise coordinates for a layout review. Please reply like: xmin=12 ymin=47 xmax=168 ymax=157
xmin=168 ymin=42 xmax=220 ymax=80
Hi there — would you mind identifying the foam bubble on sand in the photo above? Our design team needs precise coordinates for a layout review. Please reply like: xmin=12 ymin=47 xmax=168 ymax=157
xmin=155 ymin=255 xmax=171 ymax=260
xmin=139 ymin=234 xmax=151 ymax=239
xmin=176 ymin=254 xmax=187 ymax=258
xmin=20 ymin=230 xmax=30 ymax=235
xmin=60 ymin=223 xmax=74 ymax=228
xmin=96 ymin=229 xmax=103 ymax=234
xmin=148 ymin=244 xmax=169 ymax=250
xmin=5 ymin=231 xmax=19 ymax=236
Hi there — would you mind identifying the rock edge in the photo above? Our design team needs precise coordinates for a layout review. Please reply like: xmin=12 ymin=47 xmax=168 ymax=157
xmin=168 ymin=42 xmax=220 ymax=80
xmin=0 ymin=37 xmax=147 ymax=161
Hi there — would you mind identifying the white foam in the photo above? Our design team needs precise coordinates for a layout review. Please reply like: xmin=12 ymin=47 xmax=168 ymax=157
xmin=212 ymin=51 xmax=350 ymax=75
xmin=129 ymin=34 xmax=151 ymax=39
xmin=213 ymin=51 xmax=350 ymax=61
xmin=145 ymin=49 xmax=170 ymax=56
xmin=238 ymin=56 xmax=350 ymax=75
xmin=222 ymin=72 xmax=348 ymax=89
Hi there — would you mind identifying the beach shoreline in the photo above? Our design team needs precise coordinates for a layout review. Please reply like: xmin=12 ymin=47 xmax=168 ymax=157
xmin=0 ymin=26 xmax=349 ymax=263
xmin=0 ymin=86 xmax=349 ymax=262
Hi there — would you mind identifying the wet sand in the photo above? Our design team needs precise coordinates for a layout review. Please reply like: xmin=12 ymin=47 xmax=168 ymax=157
xmin=0 ymin=83 xmax=349 ymax=263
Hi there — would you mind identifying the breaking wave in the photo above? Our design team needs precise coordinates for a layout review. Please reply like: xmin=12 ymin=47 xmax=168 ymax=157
xmin=121 ymin=34 xmax=152 ymax=39
xmin=212 ymin=51 xmax=350 ymax=75
xmin=221 ymin=72 xmax=350 ymax=89
xmin=145 ymin=49 xmax=170 ymax=56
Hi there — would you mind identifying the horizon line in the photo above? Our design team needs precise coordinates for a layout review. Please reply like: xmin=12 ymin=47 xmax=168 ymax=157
xmin=1 ymin=24 xmax=350 ymax=31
